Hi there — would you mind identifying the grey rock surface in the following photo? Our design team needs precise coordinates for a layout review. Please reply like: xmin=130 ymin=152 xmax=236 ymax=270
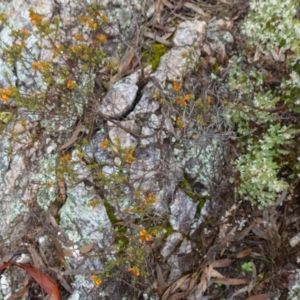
xmin=170 ymin=189 xmax=197 ymax=234
xmin=0 ymin=1 xmax=233 ymax=299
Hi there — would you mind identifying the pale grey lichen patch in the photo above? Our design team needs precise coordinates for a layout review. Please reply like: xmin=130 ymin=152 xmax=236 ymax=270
xmin=34 ymin=154 xmax=58 ymax=209
xmin=59 ymin=183 xmax=113 ymax=248
xmin=173 ymin=20 xmax=207 ymax=47
xmin=174 ymin=134 xmax=226 ymax=186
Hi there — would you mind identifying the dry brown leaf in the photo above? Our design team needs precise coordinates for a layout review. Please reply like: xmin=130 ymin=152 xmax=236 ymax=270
xmin=156 ymin=264 xmax=168 ymax=295
xmin=252 ymin=225 xmax=267 ymax=239
xmin=0 ymin=262 xmax=61 ymax=300
xmin=58 ymin=120 xmax=83 ymax=152
xmin=236 ymin=248 xmax=252 ymax=258
xmin=189 ymin=267 xmax=207 ymax=299
xmin=115 ymin=221 xmax=141 ymax=231
xmin=168 ymin=291 xmax=191 ymax=300
xmin=56 ymin=172 xmax=66 ymax=203
xmin=210 ymin=269 xmax=225 ymax=278
xmin=27 ymin=245 xmax=46 ymax=269
xmin=211 ymin=259 xmax=233 ymax=268
xmin=236 ymin=224 xmax=255 ymax=240
xmin=143 ymin=32 xmax=172 ymax=47
xmin=62 ymin=249 xmax=73 ymax=257
xmin=212 ymin=277 xmax=250 ymax=285
xmin=48 ymin=234 xmax=68 ymax=270
xmin=162 ymin=274 xmax=191 ymax=300
xmin=51 ymin=268 xmax=73 ymax=295
xmin=79 ymin=243 xmax=94 ymax=254
xmin=183 ymin=2 xmax=207 ymax=16
xmin=162 ymin=0 xmax=174 ymax=8
xmin=117 ymin=48 xmax=135 ymax=76
xmin=154 ymin=0 xmax=164 ymax=23
xmin=245 ymin=294 xmax=272 ymax=300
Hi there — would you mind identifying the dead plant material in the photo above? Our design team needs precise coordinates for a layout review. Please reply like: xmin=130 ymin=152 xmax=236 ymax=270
xmin=117 ymin=48 xmax=135 ymax=76
xmin=58 ymin=120 xmax=83 ymax=152
xmin=245 ymin=294 xmax=272 ymax=300
xmin=26 ymin=244 xmax=46 ymax=269
xmin=162 ymin=273 xmax=192 ymax=300
xmin=156 ymin=263 xmax=168 ymax=295
xmin=48 ymin=234 xmax=68 ymax=270
xmin=143 ymin=31 xmax=172 ymax=47
xmin=236 ymin=247 xmax=253 ymax=258
xmin=0 ymin=262 xmax=61 ymax=300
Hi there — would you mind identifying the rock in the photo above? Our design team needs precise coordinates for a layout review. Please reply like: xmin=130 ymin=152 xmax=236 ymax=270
xmin=59 ymin=183 xmax=113 ymax=249
xmin=108 ymin=120 xmax=138 ymax=149
xmin=173 ymin=20 xmax=207 ymax=47
xmin=128 ymin=81 xmax=160 ymax=119
xmin=98 ymin=82 xmax=138 ymax=118
xmin=170 ymin=189 xmax=197 ymax=234
xmin=160 ymin=232 xmax=183 ymax=259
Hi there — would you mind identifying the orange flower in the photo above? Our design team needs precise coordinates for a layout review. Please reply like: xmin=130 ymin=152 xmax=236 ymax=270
xmin=173 ymin=81 xmax=182 ymax=92
xmin=95 ymin=34 xmax=107 ymax=44
xmin=144 ymin=193 xmax=157 ymax=204
xmin=88 ymin=201 xmax=97 ymax=209
xmin=19 ymin=29 xmax=30 ymax=37
xmin=66 ymin=79 xmax=76 ymax=90
xmin=75 ymin=34 xmax=83 ymax=41
xmin=45 ymin=182 xmax=52 ymax=189
xmin=0 ymin=87 xmax=13 ymax=102
xmin=139 ymin=229 xmax=147 ymax=236
xmin=60 ymin=153 xmax=71 ymax=163
xmin=145 ymin=234 xmax=152 ymax=241
xmin=184 ymin=94 xmax=192 ymax=101
xmin=90 ymin=275 xmax=102 ymax=286
xmin=100 ymin=139 xmax=109 ymax=149
xmin=176 ymin=116 xmax=185 ymax=128
xmin=206 ymin=95 xmax=212 ymax=104
xmin=32 ymin=61 xmax=39 ymax=71
xmin=128 ymin=266 xmax=140 ymax=277
xmin=0 ymin=13 xmax=6 ymax=22
xmin=124 ymin=150 xmax=135 ymax=164
xmin=29 ymin=10 xmax=43 ymax=26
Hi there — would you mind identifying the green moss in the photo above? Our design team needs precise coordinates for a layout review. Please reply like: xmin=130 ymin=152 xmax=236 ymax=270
xmin=142 ymin=43 xmax=169 ymax=71
xmin=103 ymin=200 xmax=119 ymax=225
xmin=178 ymin=178 xmax=189 ymax=189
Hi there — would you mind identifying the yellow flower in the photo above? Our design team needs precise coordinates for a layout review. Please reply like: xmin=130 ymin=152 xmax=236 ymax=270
xmin=145 ymin=234 xmax=152 ymax=241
